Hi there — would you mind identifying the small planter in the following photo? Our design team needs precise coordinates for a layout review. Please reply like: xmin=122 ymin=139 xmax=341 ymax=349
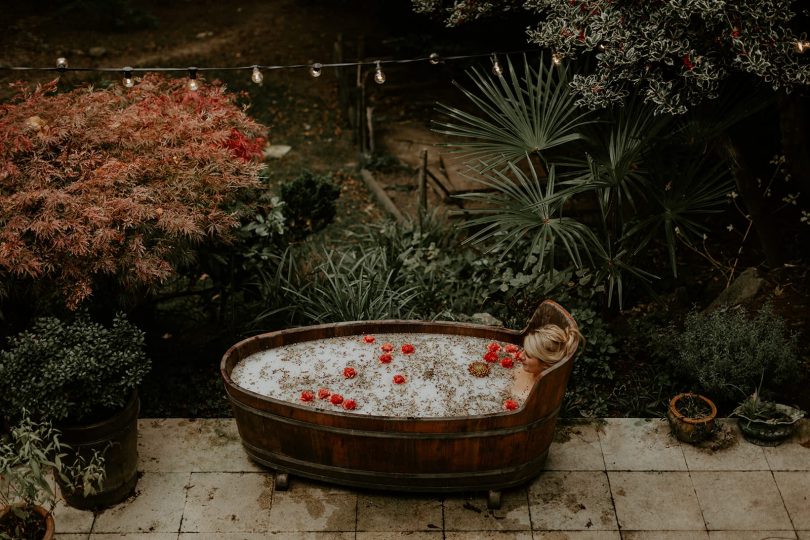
xmin=56 ymin=392 xmax=140 ymax=510
xmin=667 ymin=393 xmax=717 ymax=444
xmin=734 ymin=401 xmax=805 ymax=447
xmin=0 ymin=504 xmax=55 ymax=540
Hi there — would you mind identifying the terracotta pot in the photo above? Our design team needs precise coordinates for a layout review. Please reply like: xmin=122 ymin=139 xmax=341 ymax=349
xmin=0 ymin=504 xmax=55 ymax=540
xmin=667 ymin=393 xmax=717 ymax=444
xmin=56 ymin=392 xmax=140 ymax=510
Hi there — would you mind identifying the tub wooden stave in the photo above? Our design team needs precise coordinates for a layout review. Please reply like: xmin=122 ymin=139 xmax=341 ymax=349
xmin=221 ymin=301 xmax=577 ymax=493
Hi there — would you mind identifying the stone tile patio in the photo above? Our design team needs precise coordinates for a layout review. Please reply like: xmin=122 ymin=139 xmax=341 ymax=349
xmin=51 ymin=418 xmax=809 ymax=539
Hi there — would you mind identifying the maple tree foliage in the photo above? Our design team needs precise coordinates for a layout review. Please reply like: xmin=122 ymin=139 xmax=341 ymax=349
xmin=0 ymin=74 xmax=267 ymax=309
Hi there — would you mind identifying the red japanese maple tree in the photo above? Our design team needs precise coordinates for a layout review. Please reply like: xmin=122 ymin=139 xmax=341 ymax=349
xmin=0 ymin=74 xmax=267 ymax=308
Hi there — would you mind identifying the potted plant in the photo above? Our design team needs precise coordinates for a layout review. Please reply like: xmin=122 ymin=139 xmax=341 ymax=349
xmin=1 ymin=414 xmax=104 ymax=540
xmin=0 ymin=312 xmax=150 ymax=510
xmin=667 ymin=392 xmax=718 ymax=443
xmin=733 ymin=392 xmax=805 ymax=446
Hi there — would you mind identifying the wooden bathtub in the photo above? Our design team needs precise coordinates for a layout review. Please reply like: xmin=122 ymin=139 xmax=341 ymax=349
xmin=220 ymin=300 xmax=579 ymax=507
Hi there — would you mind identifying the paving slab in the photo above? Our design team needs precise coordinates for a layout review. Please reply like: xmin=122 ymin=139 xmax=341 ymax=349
xmin=445 ymin=532 xmax=534 ymax=540
xmin=691 ymin=471 xmax=793 ymax=531
xmin=763 ymin=420 xmax=810 ymax=471
xmin=180 ymin=534 xmax=354 ymax=539
xmin=599 ymin=419 xmax=687 ymax=471
xmin=546 ymin=421 xmax=606 ymax=471
xmin=92 ymin=472 xmax=190 ymax=533
xmin=90 ymin=534 xmax=177 ymax=539
xmin=57 ymin=535 xmax=90 ymax=540
xmin=681 ymin=420 xmax=769 ymax=471
xmin=181 ymin=472 xmax=275 ymax=533
xmin=708 ymin=532 xmax=797 ymax=539
xmin=444 ymin=489 xmax=530 ymax=531
xmin=608 ymin=471 xmax=704 ymax=531
xmin=774 ymin=471 xmax=810 ymax=530
xmin=138 ymin=419 xmax=261 ymax=473
xmin=265 ymin=480 xmax=357 ymax=532
xmin=358 ymin=533 xmax=443 ymax=540
xmin=797 ymin=532 xmax=810 ymax=540
xmin=528 ymin=471 xmax=617 ymax=531
xmin=622 ymin=532 xmax=709 ymax=539
xmin=52 ymin=495 xmax=96 ymax=533
xmin=356 ymin=492 xmax=443 ymax=531
xmin=532 ymin=533 xmax=621 ymax=539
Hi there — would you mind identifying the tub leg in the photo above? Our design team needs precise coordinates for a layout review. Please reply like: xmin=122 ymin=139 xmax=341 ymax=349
xmin=487 ymin=490 xmax=502 ymax=509
xmin=275 ymin=472 xmax=289 ymax=491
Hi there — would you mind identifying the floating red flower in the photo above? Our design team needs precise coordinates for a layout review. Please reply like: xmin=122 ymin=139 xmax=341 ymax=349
xmin=381 ymin=343 xmax=394 ymax=352
xmin=363 ymin=335 xmax=375 ymax=344
xmin=401 ymin=343 xmax=415 ymax=354
xmin=317 ymin=388 xmax=331 ymax=399
xmin=393 ymin=374 xmax=406 ymax=384
xmin=343 ymin=367 xmax=357 ymax=379
xmin=300 ymin=390 xmax=314 ymax=402
xmin=379 ymin=353 xmax=393 ymax=364
xmin=683 ymin=54 xmax=694 ymax=71
xmin=483 ymin=351 xmax=499 ymax=363
xmin=500 ymin=357 xmax=514 ymax=369
xmin=515 ymin=350 xmax=524 ymax=361
xmin=343 ymin=399 xmax=357 ymax=410
xmin=487 ymin=342 xmax=501 ymax=353
xmin=505 ymin=344 xmax=520 ymax=354
xmin=330 ymin=394 xmax=344 ymax=405
xmin=503 ymin=399 xmax=519 ymax=411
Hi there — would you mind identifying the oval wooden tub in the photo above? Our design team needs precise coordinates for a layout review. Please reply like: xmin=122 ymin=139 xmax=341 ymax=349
xmin=221 ymin=300 xmax=579 ymax=507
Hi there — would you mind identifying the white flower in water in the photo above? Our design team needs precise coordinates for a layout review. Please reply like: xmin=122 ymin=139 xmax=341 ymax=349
xmin=702 ymin=233 xmax=708 ymax=241
xmin=727 ymin=191 xmax=738 ymax=199
xmin=726 ymin=224 xmax=734 ymax=232
xmin=674 ymin=226 xmax=681 ymax=234
xmin=801 ymin=210 xmax=809 ymax=224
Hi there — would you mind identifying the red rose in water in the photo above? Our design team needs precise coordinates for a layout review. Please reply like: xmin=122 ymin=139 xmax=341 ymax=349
xmin=379 ymin=353 xmax=393 ymax=364
xmin=500 ymin=357 xmax=514 ymax=369
xmin=503 ymin=399 xmax=519 ymax=411
xmin=300 ymin=390 xmax=314 ymax=402
xmin=515 ymin=350 xmax=524 ymax=362
xmin=317 ymin=388 xmax=331 ymax=399
xmin=381 ymin=343 xmax=394 ymax=352
xmin=487 ymin=342 xmax=501 ymax=353
xmin=330 ymin=394 xmax=344 ymax=405
xmin=343 ymin=367 xmax=357 ymax=379
xmin=683 ymin=54 xmax=694 ymax=71
xmin=393 ymin=374 xmax=406 ymax=384
xmin=343 ymin=399 xmax=357 ymax=410
xmin=401 ymin=343 xmax=415 ymax=354
xmin=505 ymin=344 xmax=520 ymax=354
xmin=363 ymin=335 xmax=375 ymax=344
xmin=483 ymin=351 xmax=499 ymax=363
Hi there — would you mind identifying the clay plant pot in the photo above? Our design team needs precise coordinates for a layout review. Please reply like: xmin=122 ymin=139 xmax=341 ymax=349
xmin=0 ymin=504 xmax=55 ymax=540
xmin=667 ymin=393 xmax=717 ymax=444
xmin=56 ymin=392 xmax=140 ymax=510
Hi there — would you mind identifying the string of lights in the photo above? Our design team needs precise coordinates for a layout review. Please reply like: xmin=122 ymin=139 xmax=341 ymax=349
xmin=0 ymin=48 xmax=544 ymax=90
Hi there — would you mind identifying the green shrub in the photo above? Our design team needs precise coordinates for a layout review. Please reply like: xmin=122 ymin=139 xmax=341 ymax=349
xmin=669 ymin=305 xmax=800 ymax=402
xmin=281 ymin=171 xmax=341 ymax=241
xmin=0 ymin=313 xmax=151 ymax=423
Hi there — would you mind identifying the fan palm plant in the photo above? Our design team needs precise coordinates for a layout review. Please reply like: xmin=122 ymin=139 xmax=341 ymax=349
xmin=434 ymin=54 xmax=593 ymax=171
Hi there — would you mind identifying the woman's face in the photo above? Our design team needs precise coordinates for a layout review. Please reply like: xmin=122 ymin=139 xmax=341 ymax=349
xmin=522 ymin=354 xmax=542 ymax=375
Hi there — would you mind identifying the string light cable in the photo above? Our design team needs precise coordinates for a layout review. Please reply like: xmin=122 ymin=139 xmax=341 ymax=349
xmin=0 ymin=48 xmax=544 ymax=88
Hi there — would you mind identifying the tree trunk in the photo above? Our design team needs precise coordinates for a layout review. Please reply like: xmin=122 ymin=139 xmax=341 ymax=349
xmin=720 ymin=135 xmax=783 ymax=268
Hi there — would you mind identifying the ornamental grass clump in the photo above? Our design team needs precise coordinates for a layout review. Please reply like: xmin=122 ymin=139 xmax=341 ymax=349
xmin=0 ymin=75 xmax=267 ymax=309
xmin=0 ymin=313 xmax=150 ymax=423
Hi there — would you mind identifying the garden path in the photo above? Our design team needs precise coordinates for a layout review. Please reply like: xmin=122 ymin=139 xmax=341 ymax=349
xmin=52 ymin=417 xmax=810 ymax=539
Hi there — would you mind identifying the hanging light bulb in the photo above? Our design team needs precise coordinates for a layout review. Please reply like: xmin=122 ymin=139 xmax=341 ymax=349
xmin=490 ymin=54 xmax=503 ymax=77
xmin=374 ymin=61 xmax=385 ymax=84
xmin=56 ymin=57 xmax=68 ymax=71
xmin=122 ymin=67 xmax=134 ymax=88
xmin=251 ymin=65 xmax=264 ymax=84
xmin=309 ymin=62 xmax=323 ymax=78
xmin=429 ymin=52 xmax=441 ymax=65
xmin=187 ymin=67 xmax=199 ymax=91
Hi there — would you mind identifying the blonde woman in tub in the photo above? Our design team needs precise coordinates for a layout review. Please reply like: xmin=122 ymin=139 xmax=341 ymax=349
xmin=513 ymin=324 xmax=582 ymax=396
